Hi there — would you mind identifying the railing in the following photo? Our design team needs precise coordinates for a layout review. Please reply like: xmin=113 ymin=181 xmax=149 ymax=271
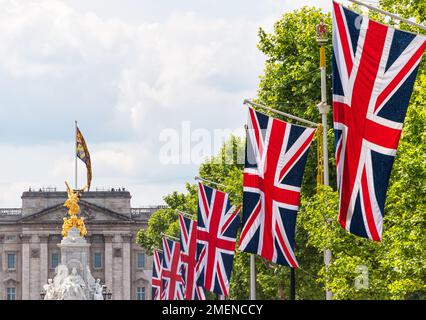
xmin=94 ymin=187 xmax=128 ymax=192
xmin=27 ymin=186 xmax=57 ymax=192
xmin=0 ymin=206 xmax=166 ymax=216
xmin=131 ymin=206 xmax=168 ymax=216
xmin=0 ymin=208 xmax=22 ymax=215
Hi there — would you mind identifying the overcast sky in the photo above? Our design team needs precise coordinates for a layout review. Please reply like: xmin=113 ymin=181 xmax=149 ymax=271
xmin=0 ymin=0 xmax=337 ymax=208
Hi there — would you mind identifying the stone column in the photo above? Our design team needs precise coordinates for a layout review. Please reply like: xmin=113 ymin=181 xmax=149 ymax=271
xmin=29 ymin=235 xmax=41 ymax=300
xmin=104 ymin=235 xmax=113 ymax=297
xmin=20 ymin=235 xmax=31 ymax=300
xmin=0 ymin=235 xmax=4 ymax=299
xmin=112 ymin=236 xmax=123 ymax=300
xmin=39 ymin=235 xmax=49 ymax=296
xmin=122 ymin=234 xmax=132 ymax=300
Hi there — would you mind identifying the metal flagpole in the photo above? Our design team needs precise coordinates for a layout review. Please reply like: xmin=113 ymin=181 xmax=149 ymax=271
xmin=250 ymin=255 xmax=256 ymax=300
xmin=75 ymin=120 xmax=78 ymax=190
xmin=290 ymin=268 xmax=296 ymax=300
xmin=175 ymin=209 xmax=197 ymax=220
xmin=195 ymin=176 xmax=227 ymax=188
xmin=316 ymin=20 xmax=332 ymax=301
xmin=242 ymin=125 xmax=258 ymax=301
xmin=160 ymin=232 xmax=180 ymax=242
xmin=194 ymin=176 xmax=239 ymax=197
xmin=346 ymin=0 xmax=426 ymax=32
xmin=244 ymin=99 xmax=319 ymax=128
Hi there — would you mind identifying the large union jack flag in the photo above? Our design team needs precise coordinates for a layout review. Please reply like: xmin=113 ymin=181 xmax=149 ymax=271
xmin=196 ymin=182 xmax=241 ymax=296
xmin=178 ymin=213 xmax=206 ymax=300
xmin=151 ymin=250 xmax=163 ymax=300
xmin=332 ymin=1 xmax=426 ymax=240
xmin=161 ymin=237 xmax=184 ymax=300
xmin=238 ymin=107 xmax=316 ymax=267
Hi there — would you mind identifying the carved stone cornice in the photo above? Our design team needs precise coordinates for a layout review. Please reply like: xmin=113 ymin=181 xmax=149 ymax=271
xmin=39 ymin=235 xmax=49 ymax=243
xmin=121 ymin=233 xmax=133 ymax=242
xmin=104 ymin=235 xmax=114 ymax=243
xmin=20 ymin=234 xmax=31 ymax=243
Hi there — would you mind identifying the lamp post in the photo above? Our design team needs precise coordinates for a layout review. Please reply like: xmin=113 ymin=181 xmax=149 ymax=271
xmin=102 ymin=286 xmax=107 ymax=300
xmin=102 ymin=285 xmax=112 ymax=300
xmin=106 ymin=289 xmax=112 ymax=300
xmin=315 ymin=19 xmax=333 ymax=301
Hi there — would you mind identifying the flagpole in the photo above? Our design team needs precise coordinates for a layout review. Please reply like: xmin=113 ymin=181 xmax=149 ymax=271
xmin=316 ymin=20 xmax=332 ymax=301
xmin=244 ymin=99 xmax=319 ymax=128
xmin=250 ymin=254 xmax=256 ymax=300
xmin=75 ymin=120 xmax=78 ymax=190
xmin=346 ymin=0 xmax=426 ymax=32
xmin=195 ymin=176 xmax=227 ymax=188
xmin=175 ymin=209 xmax=197 ymax=220
xmin=290 ymin=268 xmax=295 ymax=300
xmin=160 ymin=232 xmax=180 ymax=242
xmin=194 ymin=176 xmax=239 ymax=198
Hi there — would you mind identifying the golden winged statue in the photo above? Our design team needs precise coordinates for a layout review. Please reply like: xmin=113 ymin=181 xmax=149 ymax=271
xmin=62 ymin=181 xmax=88 ymax=237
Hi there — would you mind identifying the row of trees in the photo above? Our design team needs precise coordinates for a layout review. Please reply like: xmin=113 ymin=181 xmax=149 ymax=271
xmin=137 ymin=1 xmax=425 ymax=299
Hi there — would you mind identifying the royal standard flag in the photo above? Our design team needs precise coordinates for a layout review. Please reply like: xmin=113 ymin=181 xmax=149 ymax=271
xmin=76 ymin=126 xmax=92 ymax=190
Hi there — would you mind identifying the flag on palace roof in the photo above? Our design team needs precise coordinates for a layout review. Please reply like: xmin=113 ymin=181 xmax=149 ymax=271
xmin=76 ymin=126 xmax=92 ymax=190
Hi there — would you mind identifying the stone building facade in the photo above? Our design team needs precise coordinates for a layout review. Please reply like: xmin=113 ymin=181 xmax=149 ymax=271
xmin=0 ymin=188 xmax=163 ymax=300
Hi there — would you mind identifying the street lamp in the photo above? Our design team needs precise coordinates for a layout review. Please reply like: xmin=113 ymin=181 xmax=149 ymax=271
xmin=315 ymin=19 xmax=332 ymax=301
xmin=102 ymin=285 xmax=112 ymax=300
xmin=102 ymin=285 xmax=107 ymax=300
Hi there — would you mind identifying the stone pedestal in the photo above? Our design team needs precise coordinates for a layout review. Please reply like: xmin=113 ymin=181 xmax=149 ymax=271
xmin=57 ymin=227 xmax=94 ymax=299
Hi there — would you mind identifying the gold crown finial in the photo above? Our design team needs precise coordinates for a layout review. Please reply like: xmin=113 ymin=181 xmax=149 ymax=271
xmin=316 ymin=20 xmax=329 ymax=45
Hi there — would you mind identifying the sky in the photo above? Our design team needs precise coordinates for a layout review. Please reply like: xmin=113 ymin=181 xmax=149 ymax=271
xmin=0 ymin=0 xmax=338 ymax=208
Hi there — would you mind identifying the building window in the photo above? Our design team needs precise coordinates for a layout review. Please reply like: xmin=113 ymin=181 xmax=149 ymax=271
xmin=7 ymin=253 xmax=16 ymax=270
xmin=136 ymin=287 xmax=145 ymax=300
xmin=5 ymin=235 xmax=17 ymax=242
xmin=137 ymin=252 xmax=145 ymax=269
xmin=51 ymin=252 xmax=60 ymax=269
xmin=93 ymin=252 xmax=102 ymax=269
xmin=6 ymin=287 xmax=16 ymax=300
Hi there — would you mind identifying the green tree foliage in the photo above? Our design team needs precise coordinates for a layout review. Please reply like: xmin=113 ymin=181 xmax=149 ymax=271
xmin=257 ymin=6 xmax=336 ymax=196
xmin=299 ymin=1 xmax=426 ymax=299
xmin=136 ymin=183 xmax=198 ymax=255
xmin=136 ymin=3 xmax=425 ymax=300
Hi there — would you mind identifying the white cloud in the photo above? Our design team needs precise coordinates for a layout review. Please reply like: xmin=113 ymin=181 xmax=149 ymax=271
xmin=0 ymin=0 xmax=332 ymax=208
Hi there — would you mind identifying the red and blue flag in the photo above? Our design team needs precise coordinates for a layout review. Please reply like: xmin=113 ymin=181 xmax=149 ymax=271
xmin=238 ymin=107 xmax=316 ymax=267
xmin=196 ymin=182 xmax=241 ymax=296
xmin=332 ymin=1 xmax=425 ymax=240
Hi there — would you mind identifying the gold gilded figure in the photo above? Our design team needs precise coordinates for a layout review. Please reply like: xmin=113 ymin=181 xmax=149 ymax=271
xmin=62 ymin=181 xmax=88 ymax=237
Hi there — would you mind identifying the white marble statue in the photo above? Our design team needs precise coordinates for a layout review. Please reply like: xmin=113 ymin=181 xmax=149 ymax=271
xmin=43 ymin=264 xmax=108 ymax=300
xmin=43 ymin=279 xmax=55 ymax=300
xmin=93 ymin=279 xmax=104 ymax=300
xmin=86 ymin=265 xmax=96 ymax=294
xmin=60 ymin=267 xmax=87 ymax=300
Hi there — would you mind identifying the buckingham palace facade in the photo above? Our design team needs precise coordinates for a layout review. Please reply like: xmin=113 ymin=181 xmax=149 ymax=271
xmin=0 ymin=187 xmax=163 ymax=300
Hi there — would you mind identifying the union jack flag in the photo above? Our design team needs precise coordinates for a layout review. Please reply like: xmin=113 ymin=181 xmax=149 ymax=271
xmin=238 ymin=107 xmax=316 ymax=267
xmin=151 ymin=250 xmax=163 ymax=300
xmin=196 ymin=182 xmax=241 ymax=296
xmin=178 ymin=213 xmax=206 ymax=300
xmin=161 ymin=237 xmax=184 ymax=300
xmin=332 ymin=2 xmax=426 ymax=240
